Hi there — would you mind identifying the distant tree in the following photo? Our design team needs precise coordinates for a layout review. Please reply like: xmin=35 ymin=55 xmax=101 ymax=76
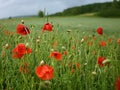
xmin=38 ymin=10 xmax=44 ymax=17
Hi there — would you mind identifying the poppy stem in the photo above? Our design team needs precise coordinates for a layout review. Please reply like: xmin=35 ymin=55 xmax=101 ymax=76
xmin=47 ymin=12 xmax=49 ymax=22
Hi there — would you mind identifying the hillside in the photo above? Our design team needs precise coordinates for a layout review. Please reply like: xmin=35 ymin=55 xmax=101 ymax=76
xmin=50 ymin=1 xmax=120 ymax=17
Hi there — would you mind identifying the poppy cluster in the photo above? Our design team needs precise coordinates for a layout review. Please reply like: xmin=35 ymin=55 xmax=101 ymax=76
xmin=16 ymin=24 xmax=30 ymax=35
xmin=35 ymin=64 xmax=54 ymax=80
xmin=12 ymin=43 xmax=32 ymax=58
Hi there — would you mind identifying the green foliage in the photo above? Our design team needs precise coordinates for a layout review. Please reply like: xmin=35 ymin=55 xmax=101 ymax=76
xmin=98 ymin=8 xmax=120 ymax=17
xmin=50 ymin=1 xmax=120 ymax=18
xmin=50 ymin=2 xmax=112 ymax=16
xmin=38 ymin=10 xmax=44 ymax=17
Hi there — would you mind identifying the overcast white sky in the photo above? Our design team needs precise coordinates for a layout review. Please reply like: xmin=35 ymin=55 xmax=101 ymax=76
xmin=0 ymin=0 xmax=112 ymax=19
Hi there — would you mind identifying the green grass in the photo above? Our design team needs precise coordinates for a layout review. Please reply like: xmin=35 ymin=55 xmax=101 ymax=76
xmin=0 ymin=16 xmax=120 ymax=90
xmin=1 ymin=16 xmax=120 ymax=33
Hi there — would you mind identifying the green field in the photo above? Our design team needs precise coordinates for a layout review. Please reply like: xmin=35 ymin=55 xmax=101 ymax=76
xmin=1 ymin=16 xmax=120 ymax=33
xmin=0 ymin=16 xmax=120 ymax=90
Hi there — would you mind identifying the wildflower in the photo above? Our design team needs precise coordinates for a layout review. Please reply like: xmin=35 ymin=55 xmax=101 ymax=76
xmin=21 ymin=20 xmax=24 ymax=24
xmin=117 ymin=38 xmax=120 ymax=45
xmin=93 ymin=50 xmax=97 ymax=55
xmin=83 ymin=36 xmax=88 ymax=41
xmin=68 ymin=62 xmax=80 ymax=74
xmin=116 ymin=77 xmax=120 ymax=90
xmin=108 ymin=38 xmax=113 ymax=43
xmin=67 ymin=30 xmax=71 ymax=33
xmin=81 ymin=38 xmax=84 ymax=43
xmin=35 ymin=65 xmax=54 ymax=80
xmin=36 ymin=39 xmax=40 ymax=43
xmin=97 ymin=27 xmax=103 ymax=35
xmin=63 ymin=51 xmax=68 ymax=55
xmin=16 ymin=24 xmax=30 ymax=35
xmin=97 ymin=56 xmax=106 ymax=67
xmin=39 ymin=60 xmax=45 ymax=66
xmin=102 ymin=59 xmax=111 ymax=65
xmin=42 ymin=23 xmax=53 ymax=32
xmin=99 ymin=41 xmax=106 ymax=47
xmin=51 ymin=41 xmax=58 ymax=47
xmin=92 ymin=71 xmax=97 ymax=75
xmin=87 ymin=41 xmax=93 ymax=46
xmin=26 ymin=48 xmax=32 ymax=54
xmin=71 ymin=46 xmax=76 ymax=50
xmin=49 ymin=51 xmax=62 ymax=60
xmin=12 ymin=43 xmax=32 ymax=58
xmin=4 ymin=44 xmax=10 ymax=49
xmin=19 ymin=62 xmax=29 ymax=74
xmin=4 ymin=30 xmax=10 ymax=35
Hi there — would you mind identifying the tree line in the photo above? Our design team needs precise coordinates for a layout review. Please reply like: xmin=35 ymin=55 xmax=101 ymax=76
xmin=42 ymin=0 xmax=119 ymax=17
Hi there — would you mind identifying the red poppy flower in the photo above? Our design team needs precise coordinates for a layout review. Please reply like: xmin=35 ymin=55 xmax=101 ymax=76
xmin=97 ymin=56 xmax=106 ymax=67
xmin=35 ymin=65 xmax=54 ymax=80
xmin=16 ymin=24 xmax=30 ymax=35
xmin=4 ymin=30 xmax=10 ymax=35
xmin=116 ymin=77 xmax=120 ymax=90
xmin=117 ymin=38 xmax=120 ymax=45
xmin=26 ymin=48 xmax=32 ymax=54
xmin=12 ymin=43 xmax=32 ymax=58
xmin=63 ymin=51 xmax=68 ymax=55
xmin=99 ymin=41 xmax=106 ymax=47
xmin=49 ymin=51 xmax=62 ymax=60
xmin=42 ymin=23 xmax=53 ymax=32
xmin=12 ymin=44 xmax=26 ymax=58
xmin=97 ymin=27 xmax=103 ymax=35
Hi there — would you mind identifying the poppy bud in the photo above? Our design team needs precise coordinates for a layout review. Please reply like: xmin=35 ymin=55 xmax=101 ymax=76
xmin=102 ymin=59 xmax=111 ymax=65
xmin=39 ymin=60 xmax=45 ymax=66
xmin=92 ymin=71 xmax=97 ymax=75
xmin=81 ymin=38 xmax=84 ymax=43
xmin=36 ymin=39 xmax=40 ymax=43
xmin=21 ymin=20 xmax=24 ymax=24
xmin=25 ymin=43 xmax=29 ymax=48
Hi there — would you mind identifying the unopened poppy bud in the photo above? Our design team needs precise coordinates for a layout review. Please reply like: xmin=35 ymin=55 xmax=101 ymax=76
xmin=50 ymin=49 xmax=54 ymax=52
xmin=40 ymin=81 xmax=52 ymax=88
xmin=92 ymin=71 xmax=97 ymax=75
xmin=36 ymin=39 xmax=40 ymax=43
xmin=82 ymin=32 xmax=85 ymax=34
xmin=40 ymin=60 xmax=45 ymax=66
xmin=4 ymin=44 xmax=10 ymax=49
xmin=18 ymin=36 xmax=22 ymax=39
xmin=84 ymin=63 xmax=87 ymax=66
xmin=25 ymin=43 xmax=29 ymax=48
xmin=44 ymin=80 xmax=52 ymax=86
xmin=62 ymin=46 xmax=66 ymax=50
xmin=21 ymin=20 xmax=24 ymax=24
xmin=81 ymin=38 xmax=84 ymax=43
xmin=67 ymin=30 xmax=71 ymax=32
xmin=102 ymin=59 xmax=111 ymax=65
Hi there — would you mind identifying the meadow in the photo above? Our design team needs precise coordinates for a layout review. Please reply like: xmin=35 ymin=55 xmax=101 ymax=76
xmin=0 ymin=16 xmax=120 ymax=90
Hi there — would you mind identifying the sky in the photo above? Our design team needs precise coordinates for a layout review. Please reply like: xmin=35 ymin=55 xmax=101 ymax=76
xmin=0 ymin=0 xmax=112 ymax=19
